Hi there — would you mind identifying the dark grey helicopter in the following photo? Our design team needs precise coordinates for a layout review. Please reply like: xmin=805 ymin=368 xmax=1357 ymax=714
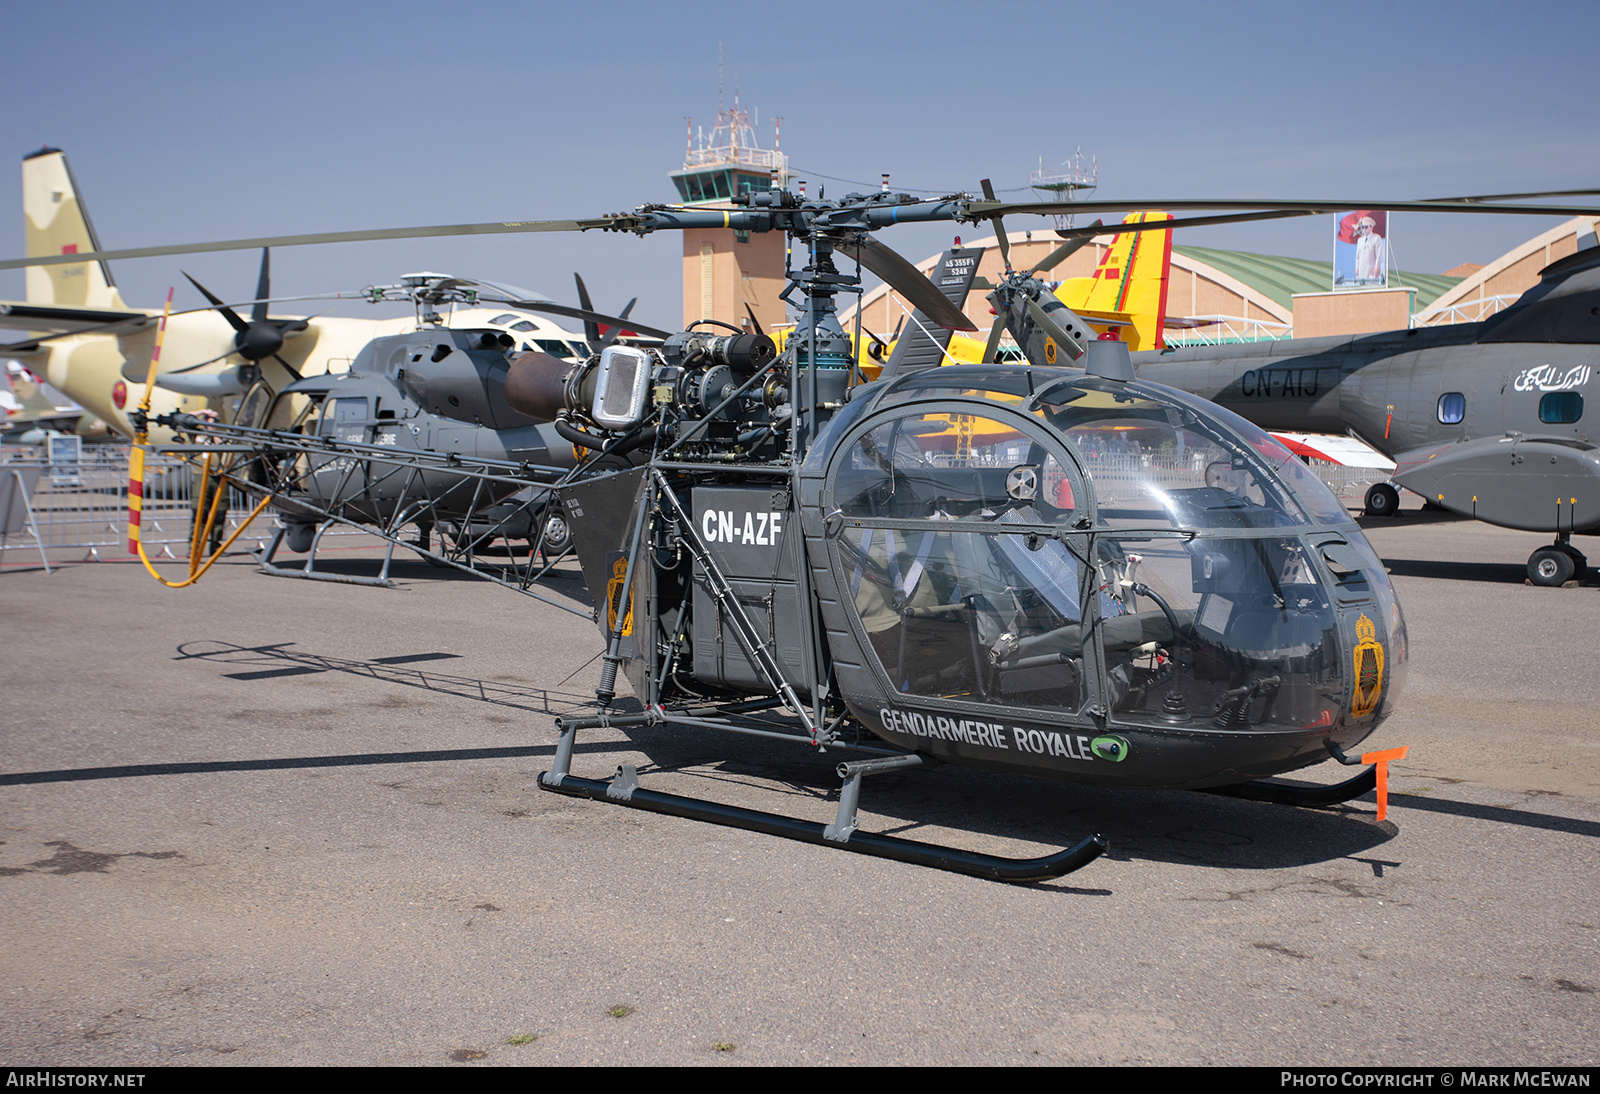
xmin=1132 ymin=243 xmax=1600 ymax=586
xmin=14 ymin=180 xmax=1598 ymax=880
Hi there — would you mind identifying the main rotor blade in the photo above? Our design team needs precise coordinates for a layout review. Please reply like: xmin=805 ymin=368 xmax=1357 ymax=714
xmin=744 ymin=304 xmax=765 ymax=336
xmin=854 ymin=237 xmax=977 ymax=332
xmin=982 ymin=314 xmax=1006 ymax=364
xmin=0 ymin=215 xmax=626 ymax=271
xmin=969 ymin=197 xmax=1600 ymax=221
xmin=1427 ymin=188 xmax=1600 ymax=203
xmin=1030 ymin=222 xmax=1102 ymax=274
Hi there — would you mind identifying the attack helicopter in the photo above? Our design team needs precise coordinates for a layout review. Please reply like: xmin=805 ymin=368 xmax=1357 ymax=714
xmin=16 ymin=180 xmax=1600 ymax=881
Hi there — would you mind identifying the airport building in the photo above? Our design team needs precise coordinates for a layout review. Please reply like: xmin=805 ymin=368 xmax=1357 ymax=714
xmin=667 ymin=125 xmax=1600 ymax=346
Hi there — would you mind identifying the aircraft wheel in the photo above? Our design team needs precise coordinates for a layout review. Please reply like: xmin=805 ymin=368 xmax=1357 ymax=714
xmin=1558 ymin=543 xmax=1589 ymax=581
xmin=1364 ymin=482 xmax=1401 ymax=517
xmin=538 ymin=512 xmax=572 ymax=558
xmin=1528 ymin=546 xmax=1577 ymax=587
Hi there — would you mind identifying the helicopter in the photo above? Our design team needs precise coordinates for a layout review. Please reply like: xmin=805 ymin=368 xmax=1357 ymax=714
xmin=144 ymin=269 xmax=674 ymax=591
xmin=17 ymin=181 xmax=1600 ymax=881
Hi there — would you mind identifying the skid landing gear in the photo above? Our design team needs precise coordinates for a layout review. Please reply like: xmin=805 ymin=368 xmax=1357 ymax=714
xmin=537 ymin=714 xmax=1107 ymax=883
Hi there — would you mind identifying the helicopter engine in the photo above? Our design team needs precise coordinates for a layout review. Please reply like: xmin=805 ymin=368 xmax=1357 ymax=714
xmin=505 ymin=329 xmax=783 ymax=454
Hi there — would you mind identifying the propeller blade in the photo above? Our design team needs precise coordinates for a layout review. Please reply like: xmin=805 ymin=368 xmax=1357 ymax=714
xmin=270 ymin=353 xmax=304 ymax=383
xmin=182 ymin=272 xmax=249 ymax=335
xmin=252 ymin=249 xmax=271 ymax=325
xmin=854 ymin=237 xmax=977 ymax=332
xmin=981 ymin=179 xmax=1011 ymax=272
xmin=506 ymin=299 xmax=671 ymax=340
xmin=1031 ymin=222 xmax=1103 ymax=274
xmin=573 ymin=272 xmax=601 ymax=347
xmin=597 ymin=297 xmax=639 ymax=351
xmin=744 ymin=303 xmax=766 ymax=337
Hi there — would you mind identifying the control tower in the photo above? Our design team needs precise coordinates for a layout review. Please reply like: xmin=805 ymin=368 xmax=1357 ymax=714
xmin=1029 ymin=151 xmax=1098 ymax=233
xmin=669 ymin=97 xmax=790 ymax=333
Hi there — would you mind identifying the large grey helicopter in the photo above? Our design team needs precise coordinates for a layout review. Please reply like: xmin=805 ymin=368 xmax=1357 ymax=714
xmin=12 ymin=181 xmax=1598 ymax=880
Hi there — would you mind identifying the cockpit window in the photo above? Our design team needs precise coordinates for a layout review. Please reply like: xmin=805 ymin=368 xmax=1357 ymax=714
xmin=1029 ymin=379 xmax=1315 ymax=529
xmin=833 ymin=411 xmax=1079 ymax=522
xmin=510 ymin=320 xmax=537 ymax=333
xmin=536 ymin=339 xmax=582 ymax=360
xmin=488 ymin=313 xmax=520 ymax=326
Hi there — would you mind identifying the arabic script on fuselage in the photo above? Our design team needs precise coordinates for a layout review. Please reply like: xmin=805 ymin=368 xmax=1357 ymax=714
xmin=1513 ymin=364 xmax=1592 ymax=392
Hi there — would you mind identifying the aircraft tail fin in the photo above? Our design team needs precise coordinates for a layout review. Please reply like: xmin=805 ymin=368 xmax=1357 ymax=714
xmin=1054 ymin=211 xmax=1172 ymax=351
xmin=22 ymin=148 xmax=127 ymax=311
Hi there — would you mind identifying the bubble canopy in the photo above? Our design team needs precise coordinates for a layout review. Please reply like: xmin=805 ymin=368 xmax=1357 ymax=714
xmin=803 ymin=365 xmax=1405 ymax=787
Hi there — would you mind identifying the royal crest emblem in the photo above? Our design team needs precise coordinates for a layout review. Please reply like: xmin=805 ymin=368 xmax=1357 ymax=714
xmin=1351 ymin=613 xmax=1385 ymax=718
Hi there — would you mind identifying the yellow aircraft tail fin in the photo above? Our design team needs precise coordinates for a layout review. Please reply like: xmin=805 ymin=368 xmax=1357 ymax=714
xmin=1055 ymin=211 xmax=1173 ymax=351
xmin=22 ymin=148 xmax=127 ymax=311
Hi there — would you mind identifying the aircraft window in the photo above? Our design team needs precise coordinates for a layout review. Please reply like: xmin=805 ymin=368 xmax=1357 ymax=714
xmin=489 ymin=314 xmax=520 ymax=326
xmin=1058 ymin=416 xmax=1301 ymax=529
xmin=839 ymin=516 xmax=1090 ymax=711
xmin=1094 ymin=534 xmax=1345 ymax=732
xmin=235 ymin=382 xmax=273 ymax=430
xmin=536 ymin=339 xmax=581 ymax=360
xmin=874 ymin=365 xmax=1038 ymax=411
xmin=1539 ymin=391 xmax=1583 ymax=424
xmin=510 ymin=321 xmax=537 ymax=333
xmin=834 ymin=412 xmax=1077 ymax=521
xmin=322 ymin=397 xmax=369 ymax=444
xmin=1437 ymin=392 xmax=1466 ymax=424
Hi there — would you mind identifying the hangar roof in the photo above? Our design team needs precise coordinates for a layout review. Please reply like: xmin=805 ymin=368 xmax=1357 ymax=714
xmin=1173 ymin=245 xmax=1462 ymax=310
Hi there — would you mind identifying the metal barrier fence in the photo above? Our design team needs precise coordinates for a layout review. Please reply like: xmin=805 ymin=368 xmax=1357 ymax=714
xmin=0 ymin=444 xmax=365 ymax=567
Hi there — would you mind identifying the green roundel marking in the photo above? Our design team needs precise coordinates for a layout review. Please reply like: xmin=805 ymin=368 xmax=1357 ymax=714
xmin=1091 ymin=735 xmax=1130 ymax=762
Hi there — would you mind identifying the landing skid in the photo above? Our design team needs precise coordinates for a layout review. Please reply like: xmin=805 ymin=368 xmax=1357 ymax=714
xmin=1206 ymin=764 xmax=1377 ymax=807
xmin=536 ymin=714 xmax=1107 ymax=883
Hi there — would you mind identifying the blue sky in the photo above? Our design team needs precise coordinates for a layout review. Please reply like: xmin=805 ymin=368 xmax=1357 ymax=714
xmin=4 ymin=0 xmax=1598 ymax=329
